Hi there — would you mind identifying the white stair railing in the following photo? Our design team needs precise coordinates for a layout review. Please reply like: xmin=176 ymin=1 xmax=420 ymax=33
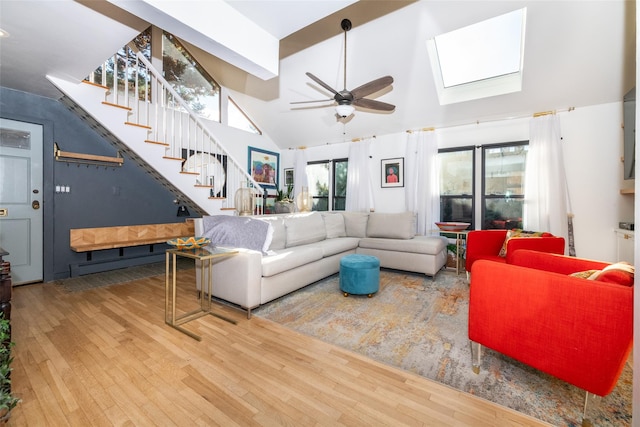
xmin=87 ymin=43 xmax=264 ymax=214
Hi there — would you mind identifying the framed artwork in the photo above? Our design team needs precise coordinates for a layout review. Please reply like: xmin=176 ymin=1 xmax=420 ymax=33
xmin=284 ymin=168 xmax=294 ymax=186
xmin=181 ymin=149 xmax=227 ymax=197
xmin=381 ymin=157 xmax=404 ymax=188
xmin=248 ymin=146 xmax=279 ymax=189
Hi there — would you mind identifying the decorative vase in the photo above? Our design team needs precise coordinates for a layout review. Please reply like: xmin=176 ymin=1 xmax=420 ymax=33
xmin=275 ymin=201 xmax=295 ymax=213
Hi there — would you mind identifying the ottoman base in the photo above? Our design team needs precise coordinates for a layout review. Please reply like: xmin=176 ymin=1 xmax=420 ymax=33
xmin=339 ymin=254 xmax=380 ymax=297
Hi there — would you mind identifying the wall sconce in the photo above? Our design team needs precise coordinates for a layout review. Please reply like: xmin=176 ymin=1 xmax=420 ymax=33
xmin=295 ymin=186 xmax=312 ymax=212
xmin=177 ymin=205 xmax=190 ymax=217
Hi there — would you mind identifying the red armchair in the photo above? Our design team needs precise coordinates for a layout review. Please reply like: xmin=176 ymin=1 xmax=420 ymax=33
xmin=469 ymin=250 xmax=633 ymax=424
xmin=465 ymin=229 xmax=565 ymax=274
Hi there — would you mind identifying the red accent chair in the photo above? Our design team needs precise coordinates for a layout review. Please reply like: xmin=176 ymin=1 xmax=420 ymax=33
xmin=469 ymin=250 xmax=633 ymax=425
xmin=465 ymin=229 xmax=565 ymax=274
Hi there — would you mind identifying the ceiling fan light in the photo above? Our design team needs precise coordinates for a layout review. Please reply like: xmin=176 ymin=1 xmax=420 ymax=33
xmin=336 ymin=104 xmax=355 ymax=118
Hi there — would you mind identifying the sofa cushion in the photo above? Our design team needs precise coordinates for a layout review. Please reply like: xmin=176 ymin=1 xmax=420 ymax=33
xmin=321 ymin=212 xmax=347 ymax=238
xmin=258 ymin=216 xmax=287 ymax=250
xmin=285 ymin=212 xmax=327 ymax=248
xmin=342 ymin=212 xmax=369 ymax=237
xmin=313 ymin=237 xmax=360 ymax=257
xmin=262 ymin=245 xmax=323 ymax=277
xmin=359 ymin=236 xmax=447 ymax=255
xmin=366 ymin=212 xmax=416 ymax=239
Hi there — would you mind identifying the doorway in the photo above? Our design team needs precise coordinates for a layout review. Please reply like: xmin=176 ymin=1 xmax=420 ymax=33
xmin=0 ymin=118 xmax=44 ymax=285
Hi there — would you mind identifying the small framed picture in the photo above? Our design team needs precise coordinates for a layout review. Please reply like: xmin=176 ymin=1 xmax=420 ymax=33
xmin=284 ymin=168 xmax=294 ymax=186
xmin=381 ymin=158 xmax=404 ymax=188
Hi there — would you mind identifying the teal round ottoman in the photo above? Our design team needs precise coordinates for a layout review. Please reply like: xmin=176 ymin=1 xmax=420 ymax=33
xmin=339 ymin=254 xmax=380 ymax=297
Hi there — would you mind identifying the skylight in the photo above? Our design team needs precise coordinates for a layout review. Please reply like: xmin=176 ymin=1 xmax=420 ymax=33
xmin=426 ymin=8 xmax=527 ymax=105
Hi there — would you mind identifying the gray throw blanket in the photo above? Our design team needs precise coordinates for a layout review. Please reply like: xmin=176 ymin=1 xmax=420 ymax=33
xmin=201 ymin=215 xmax=273 ymax=254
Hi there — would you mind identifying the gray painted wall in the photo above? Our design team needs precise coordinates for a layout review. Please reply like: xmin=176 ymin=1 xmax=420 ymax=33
xmin=0 ymin=87 xmax=196 ymax=281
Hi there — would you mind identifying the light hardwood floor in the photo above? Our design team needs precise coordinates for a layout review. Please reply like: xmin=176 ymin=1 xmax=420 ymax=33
xmin=8 ymin=271 xmax=552 ymax=426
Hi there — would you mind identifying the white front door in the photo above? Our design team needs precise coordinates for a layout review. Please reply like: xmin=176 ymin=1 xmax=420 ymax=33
xmin=0 ymin=118 xmax=43 ymax=285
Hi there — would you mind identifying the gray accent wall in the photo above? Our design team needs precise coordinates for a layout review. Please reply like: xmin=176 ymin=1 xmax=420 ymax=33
xmin=0 ymin=87 xmax=196 ymax=281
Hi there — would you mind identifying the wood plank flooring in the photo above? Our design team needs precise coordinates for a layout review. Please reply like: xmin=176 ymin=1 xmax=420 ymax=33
xmin=8 ymin=270 xmax=552 ymax=426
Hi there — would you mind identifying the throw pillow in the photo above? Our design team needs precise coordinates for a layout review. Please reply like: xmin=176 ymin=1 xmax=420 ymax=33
xmin=201 ymin=215 xmax=273 ymax=254
xmin=366 ymin=212 xmax=416 ymax=239
xmin=596 ymin=262 xmax=635 ymax=286
xmin=498 ymin=229 xmax=544 ymax=257
xmin=321 ymin=212 xmax=347 ymax=239
xmin=569 ymin=262 xmax=634 ymax=287
xmin=569 ymin=269 xmax=600 ymax=280
xmin=342 ymin=211 xmax=369 ymax=238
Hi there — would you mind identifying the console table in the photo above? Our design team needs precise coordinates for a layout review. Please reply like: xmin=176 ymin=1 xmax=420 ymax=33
xmin=165 ymin=246 xmax=238 ymax=340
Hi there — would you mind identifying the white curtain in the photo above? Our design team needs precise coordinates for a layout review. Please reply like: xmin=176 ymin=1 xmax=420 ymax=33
xmin=405 ymin=131 xmax=440 ymax=235
xmin=345 ymin=138 xmax=373 ymax=212
xmin=523 ymin=115 xmax=569 ymax=247
xmin=293 ymin=148 xmax=309 ymax=199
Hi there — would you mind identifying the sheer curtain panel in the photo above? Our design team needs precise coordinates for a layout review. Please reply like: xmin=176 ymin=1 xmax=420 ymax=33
xmin=345 ymin=138 xmax=373 ymax=212
xmin=524 ymin=114 xmax=569 ymax=249
xmin=405 ymin=131 xmax=440 ymax=235
xmin=293 ymin=148 xmax=309 ymax=200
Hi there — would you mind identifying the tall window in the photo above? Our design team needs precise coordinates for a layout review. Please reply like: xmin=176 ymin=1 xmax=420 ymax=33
xmin=333 ymin=159 xmax=348 ymax=210
xmin=439 ymin=148 xmax=475 ymax=228
xmin=439 ymin=141 xmax=528 ymax=229
xmin=162 ymin=32 xmax=221 ymax=121
xmin=306 ymin=159 xmax=348 ymax=211
xmin=482 ymin=142 xmax=528 ymax=229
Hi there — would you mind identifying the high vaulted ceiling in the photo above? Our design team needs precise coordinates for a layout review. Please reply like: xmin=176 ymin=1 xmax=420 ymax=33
xmin=0 ymin=1 xmax=635 ymax=150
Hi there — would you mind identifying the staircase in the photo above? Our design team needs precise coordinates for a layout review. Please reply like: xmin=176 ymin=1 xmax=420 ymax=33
xmin=48 ymin=45 xmax=264 ymax=217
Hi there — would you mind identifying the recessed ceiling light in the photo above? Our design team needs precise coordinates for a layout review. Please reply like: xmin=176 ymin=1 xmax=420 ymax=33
xmin=0 ymin=29 xmax=10 ymax=38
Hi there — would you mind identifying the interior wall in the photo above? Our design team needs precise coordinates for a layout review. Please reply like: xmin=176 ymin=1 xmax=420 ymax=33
xmin=0 ymin=87 xmax=194 ymax=281
xmin=292 ymin=101 xmax=627 ymax=263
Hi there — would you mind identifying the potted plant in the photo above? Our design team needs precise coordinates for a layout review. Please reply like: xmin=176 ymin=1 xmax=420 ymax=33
xmin=0 ymin=315 xmax=19 ymax=423
xmin=275 ymin=184 xmax=295 ymax=213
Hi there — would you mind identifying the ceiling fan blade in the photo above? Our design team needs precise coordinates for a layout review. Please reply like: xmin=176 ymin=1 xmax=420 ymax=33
xmin=290 ymin=99 xmax=334 ymax=105
xmin=352 ymin=98 xmax=395 ymax=112
xmin=306 ymin=72 xmax=339 ymax=96
xmin=350 ymin=76 xmax=394 ymax=100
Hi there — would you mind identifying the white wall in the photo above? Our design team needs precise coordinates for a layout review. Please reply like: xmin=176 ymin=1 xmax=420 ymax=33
xmin=278 ymin=101 xmax=630 ymax=262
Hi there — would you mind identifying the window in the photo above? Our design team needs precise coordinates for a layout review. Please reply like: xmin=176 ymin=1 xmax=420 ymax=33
xmin=439 ymin=148 xmax=475 ymax=228
xmin=482 ymin=142 xmax=528 ymax=229
xmin=228 ymin=97 xmax=261 ymax=135
xmin=426 ymin=8 xmax=527 ymax=105
xmin=162 ymin=31 xmax=220 ymax=121
xmin=333 ymin=159 xmax=348 ymax=211
xmin=306 ymin=159 xmax=348 ymax=211
xmin=439 ymin=142 xmax=528 ymax=230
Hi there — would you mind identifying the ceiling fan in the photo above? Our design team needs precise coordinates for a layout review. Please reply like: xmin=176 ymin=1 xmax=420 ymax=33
xmin=291 ymin=18 xmax=395 ymax=118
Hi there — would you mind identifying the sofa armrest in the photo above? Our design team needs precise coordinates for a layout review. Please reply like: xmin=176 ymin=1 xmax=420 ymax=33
xmin=465 ymin=230 xmax=508 ymax=272
xmin=469 ymin=260 xmax=633 ymax=396
xmin=509 ymin=249 xmax=608 ymax=274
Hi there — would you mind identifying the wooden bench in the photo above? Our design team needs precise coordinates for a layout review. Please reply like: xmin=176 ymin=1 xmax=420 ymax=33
xmin=70 ymin=221 xmax=194 ymax=260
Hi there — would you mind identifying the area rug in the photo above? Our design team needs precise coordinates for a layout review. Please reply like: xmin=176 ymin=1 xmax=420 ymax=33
xmin=253 ymin=270 xmax=632 ymax=427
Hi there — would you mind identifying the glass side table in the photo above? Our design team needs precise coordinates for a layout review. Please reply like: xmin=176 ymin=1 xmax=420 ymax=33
xmin=165 ymin=245 xmax=238 ymax=341
xmin=434 ymin=230 xmax=468 ymax=275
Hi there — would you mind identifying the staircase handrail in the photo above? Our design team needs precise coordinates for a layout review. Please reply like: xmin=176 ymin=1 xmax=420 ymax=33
xmin=128 ymin=45 xmax=265 ymax=196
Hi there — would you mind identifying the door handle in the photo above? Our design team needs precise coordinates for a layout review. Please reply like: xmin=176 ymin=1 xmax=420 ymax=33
xmin=0 ymin=209 xmax=6 ymax=217
xmin=32 ymin=201 xmax=40 ymax=210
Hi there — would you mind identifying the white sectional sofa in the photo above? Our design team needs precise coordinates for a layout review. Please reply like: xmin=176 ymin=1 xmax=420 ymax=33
xmin=194 ymin=211 xmax=447 ymax=318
